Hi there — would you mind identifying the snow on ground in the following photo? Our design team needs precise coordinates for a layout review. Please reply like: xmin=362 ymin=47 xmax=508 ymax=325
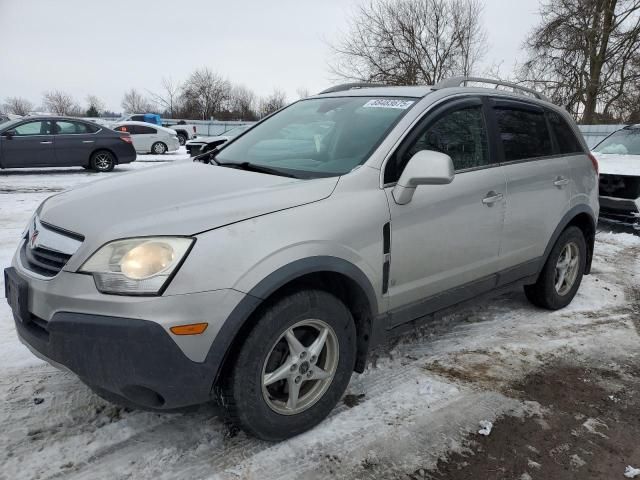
xmin=0 ymin=154 xmax=639 ymax=479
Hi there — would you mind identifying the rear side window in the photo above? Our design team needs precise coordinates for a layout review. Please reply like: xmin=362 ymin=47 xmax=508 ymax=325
xmin=495 ymin=108 xmax=552 ymax=161
xmin=136 ymin=125 xmax=156 ymax=134
xmin=131 ymin=115 xmax=145 ymax=122
xmin=548 ymin=112 xmax=583 ymax=154
xmin=55 ymin=121 xmax=97 ymax=134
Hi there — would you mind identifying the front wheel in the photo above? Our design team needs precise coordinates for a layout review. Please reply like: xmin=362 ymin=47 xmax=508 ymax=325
xmin=90 ymin=150 xmax=115 ymax=172
xmin=524 ymin=226 xmax=586 ymax=310
xmin=223 ymin=289 xmax=356 ymax=441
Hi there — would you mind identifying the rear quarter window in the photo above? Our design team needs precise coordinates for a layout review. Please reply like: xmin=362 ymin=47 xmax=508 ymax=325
xmin=548 ymin=112 xmax=583 ymax=154
xmin=495 ymin=108 xmax=552 ymax=161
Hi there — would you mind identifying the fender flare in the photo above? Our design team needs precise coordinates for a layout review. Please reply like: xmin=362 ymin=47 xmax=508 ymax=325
xmin=204 ymin=256 xmax=378 ymax=387
xmin=539 ymin=204 xmax=597 ymax=275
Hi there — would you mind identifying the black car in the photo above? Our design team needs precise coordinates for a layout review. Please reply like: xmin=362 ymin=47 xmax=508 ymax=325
xmin=0 ymin=116 xmax=136 ymax=172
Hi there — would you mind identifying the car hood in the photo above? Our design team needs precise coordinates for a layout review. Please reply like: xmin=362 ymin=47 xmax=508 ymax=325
xmin=39 ymin=161 xmax=338 ymax=242
xmin=593 ymin=152 xmax=640 ymax=176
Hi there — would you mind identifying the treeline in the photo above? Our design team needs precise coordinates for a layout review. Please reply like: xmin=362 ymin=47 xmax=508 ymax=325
xmin=330 ymin=0 xmax=640 ymax=124
xmin=1 ymin=68 xmax=301 ymax=121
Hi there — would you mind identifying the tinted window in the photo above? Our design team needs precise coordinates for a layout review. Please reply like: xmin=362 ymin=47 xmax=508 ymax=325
xmin=114 ymin=125 xmax=127 ymax=133
xmin=385 ymin=105 xmax=489 ymax=182
xmin=495 ymin=108 xmax=552 ymax=161
xmin=55 ymin=121 xmax=97 ymax=134
xmin=548 ymin=112 xmax=582 ymax=154
xmin=136 ymin=125 xmax=156 ymax=134
xmin=12 ymin=121 xmax=52 ymax=136
xmin=131 ymin=115 xmax=145 ymax=122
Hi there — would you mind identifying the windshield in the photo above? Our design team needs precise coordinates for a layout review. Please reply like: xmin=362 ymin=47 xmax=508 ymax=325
xmin=224 ymin=125 xmax=250 ymax=137
xmin=593 ymin=129 xmax=640 ymax=155
xmin=0 ymin=118 xmax=22 ymax=131
xmin=215 ymin=96 xmax=416 ymax=178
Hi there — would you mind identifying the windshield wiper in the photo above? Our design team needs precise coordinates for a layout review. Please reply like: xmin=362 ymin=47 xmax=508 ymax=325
xmin=216 ymin=161 xmax=299 ymax=178
xmin=193 ymin=148 xmax=220 ymax=165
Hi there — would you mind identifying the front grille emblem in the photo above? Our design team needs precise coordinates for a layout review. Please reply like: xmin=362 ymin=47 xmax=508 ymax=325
xmin=29 ymin=220 xmax=40 ymax=249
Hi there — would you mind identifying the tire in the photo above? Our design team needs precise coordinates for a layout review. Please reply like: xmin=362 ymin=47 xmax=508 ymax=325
xmin=90 ymin=150 xmax=115 ymax=172
xmin=151 ymin=142 xmax=167 ymax=154
xmin=177 ymin=134 xmax=187 ymax=146
xmin=524 ymin=226 xmax=586 ymax=310
xmin=222 ymin=289 xmax=356 ymax=441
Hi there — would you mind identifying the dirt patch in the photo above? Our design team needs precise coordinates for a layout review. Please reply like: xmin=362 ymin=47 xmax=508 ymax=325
xmin=343 ymin=393 xmax=366 ymax=408
xmin=422 ymin=361 xmax=640 ymax=480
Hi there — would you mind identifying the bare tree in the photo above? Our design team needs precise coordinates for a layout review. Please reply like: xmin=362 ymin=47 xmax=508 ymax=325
xmin=330 ymin=0 xmax=487 ymax=85
xmin=519 ymin=0 xmax=640 ymax=123
xmin=85 ymin=95 xmax=105 ymax=117
xmin=258 ymin=89 xmax=287 ymax=118
xmin=43 ymin=90 xmax=81 ymax=116
xmin=181 ymin=68 xmax=231 ymax=119
xmin=121 ymin=88 xmax=152 ymax=113
xmin=296 ymin=87 xmax=311 ymax=99
xmin=147 ymin=77 xmax=182 ymax=117
xmin=3 ymin=97 xmax=34 ymax=115
xmin=228 ymin=85 xmax=257 ymax=120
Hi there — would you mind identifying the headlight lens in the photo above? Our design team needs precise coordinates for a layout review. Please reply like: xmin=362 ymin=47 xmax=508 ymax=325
xmin=80 ymin=237 xmax=194 ymax=295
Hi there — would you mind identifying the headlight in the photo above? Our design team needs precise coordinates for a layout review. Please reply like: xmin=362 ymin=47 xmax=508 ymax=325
xmin=80 ymin=237 xmax=194 ymax=295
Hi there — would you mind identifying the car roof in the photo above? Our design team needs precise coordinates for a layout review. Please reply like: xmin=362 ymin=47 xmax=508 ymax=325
xmin=315 ymin=85 xmax=432 ymax=99
xmin=11 ymin=116 xmax=96 ymax=123
xmin=114 ymin=120 xmax=175 ymax=133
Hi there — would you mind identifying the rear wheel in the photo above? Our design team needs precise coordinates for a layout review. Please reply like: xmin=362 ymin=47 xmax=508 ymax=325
xmin=151 ymin=142 xmax=167 ymax=154
xmin=524 ymin=226 xmax=586 ymax=310
xmin=90 ymin=150 xmax=115 ymax=172
xmin=177 ymin=133 xmax=187 ymax=146
xmin=222 ymin=289 xmax=356 ymax=441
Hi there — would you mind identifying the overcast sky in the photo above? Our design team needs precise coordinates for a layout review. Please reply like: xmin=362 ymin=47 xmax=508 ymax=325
xmin=0 ymin=0 xmax=541 ymax=113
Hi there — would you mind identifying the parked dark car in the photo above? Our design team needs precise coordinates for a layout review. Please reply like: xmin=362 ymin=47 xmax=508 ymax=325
xmin=0 ymin=116 xmax=136 ymax=172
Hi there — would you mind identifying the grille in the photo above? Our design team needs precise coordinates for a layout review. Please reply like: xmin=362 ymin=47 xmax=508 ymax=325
xmin=599 ymin=174 xmax=640 ymax=200
xmin=21 ymin=242 xmax=72 ymax=277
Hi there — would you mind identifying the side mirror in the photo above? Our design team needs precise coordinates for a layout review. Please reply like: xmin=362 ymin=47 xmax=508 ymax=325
xmin=392 ymin=150 xmax=455 ymax=205
xmin=2 ymin=130 xmax=15 ymax=139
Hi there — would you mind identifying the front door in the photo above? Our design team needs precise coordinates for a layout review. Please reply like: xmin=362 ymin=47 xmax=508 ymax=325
xmin=1 ymin=120 xmax=55 ymax=167
xmin=384 ymin=98 xmax=506 ymax=317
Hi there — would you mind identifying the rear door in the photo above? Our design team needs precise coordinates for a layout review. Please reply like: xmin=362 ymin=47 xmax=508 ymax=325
xmin=53 ymin=120 xmax=99 ymax=166
xmin=134 ymin=125 xmax=158 ymax=152
xmin=491 ymin=99 xmax=572 ymax=272
xmin=1 ymin=120 xmax=55 ymax=167
xmin=384 ymin=97 xmax=507 ymax=315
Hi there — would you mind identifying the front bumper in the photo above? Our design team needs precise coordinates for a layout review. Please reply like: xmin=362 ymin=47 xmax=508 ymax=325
xmin=599 ymin=195 xmax=640 ymax=225
xmin=6 ymin=258 xmax=249 ymax=409
xmin=13 ymin=308 xmax=215 ymax=409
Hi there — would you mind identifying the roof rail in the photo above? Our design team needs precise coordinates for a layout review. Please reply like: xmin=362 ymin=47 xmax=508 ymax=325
xmin=318 ymin=82 xmax=385 ymax=95
xmin=433 ymin=76 xmax=549 ymax=101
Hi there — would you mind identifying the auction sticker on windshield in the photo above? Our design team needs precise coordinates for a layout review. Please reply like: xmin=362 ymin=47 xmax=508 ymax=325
xmin=363 ymin=99 xmax=415 ymax=109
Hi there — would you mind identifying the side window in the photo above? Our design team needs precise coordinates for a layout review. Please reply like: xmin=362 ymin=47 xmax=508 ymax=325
xmin=114 ymin=125 xmax=127 ymax=133
xmin=495 ymin=108 xmax=552 ymax=161
xmin=385 ymin=105 xmax=489 ymax=183
xmin=548 ymin=112 xmax=583 ymax=154
xmin=13 ymin=121 xmax=51 ymax=136
xmin=55 ymin=121 xmax=79 ymax=134
xmin=131 ymin=115 xmax=145 ymax=122
xmin=137 ymin=125 xmax=156 ymax=134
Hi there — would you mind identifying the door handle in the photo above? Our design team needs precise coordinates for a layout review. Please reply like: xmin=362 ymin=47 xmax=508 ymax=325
xmin=82 ymin=140 xmax=95 ymax=144
xmin=553 ymin=176 xmax=570 ymax=188
xmin=39 ymin=141 xmax=52 ymax=144
xmin=482 ymin=191 xmax=504 ymax=206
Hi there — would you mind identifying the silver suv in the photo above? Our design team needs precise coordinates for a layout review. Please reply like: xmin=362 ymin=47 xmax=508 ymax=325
xmin=4 ymin=77 xmax=599 ymax=441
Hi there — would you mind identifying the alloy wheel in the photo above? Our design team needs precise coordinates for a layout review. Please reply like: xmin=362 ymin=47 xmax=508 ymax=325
xmin=261 ymin=319 xmax=339 ymax=415
xmin=555 ymin=241 xmax=580 ymax=295
xmin=94 ymin=153 xmax=112 ymax=170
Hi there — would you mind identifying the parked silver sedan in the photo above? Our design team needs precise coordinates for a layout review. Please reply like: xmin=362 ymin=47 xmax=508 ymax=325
xmin=112 ymin=121 xmax=180 ymax=154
